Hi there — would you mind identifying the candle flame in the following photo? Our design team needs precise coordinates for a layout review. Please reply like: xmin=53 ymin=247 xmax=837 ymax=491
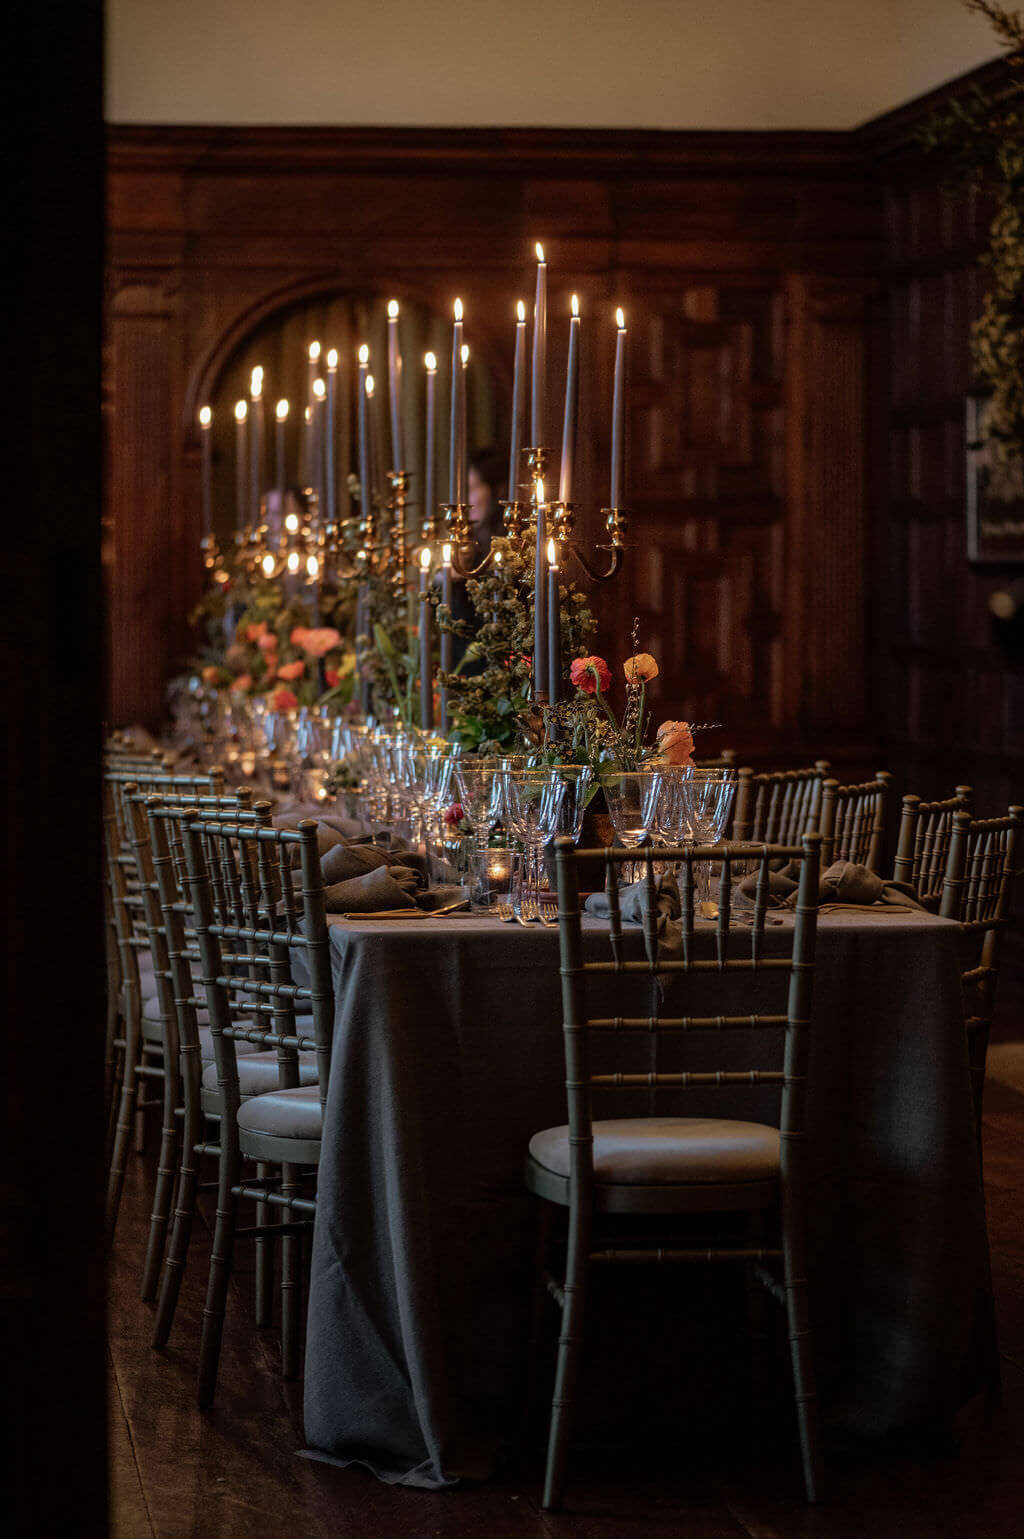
xmin=387 ymin=299 xmax=400 ymax=319
xmin=358 ymin=343 xmax=370 ymax=365
xmin=424 ymin=351 xmax=437 ymax=371
xmin=420 ymin=546 xmax=432 ymax=571
xmin=287 ymin=551 xmax=301 ymax=574
xmin=313 ymin=377 xmax=326 ymax=399
xmin=261 ymin=553 xmax=276 ymax=577
xmin=198 ymin=405 xmax=212 ymax=427
xmin=304 ymin=406 xmax=312 ymax=422
xmin=250 ymin=365 xmax=263 ymax=397
xmin=309 ymin=341 xmax=321 ymax=361
xmin=535 ymin=242 xmax=545 ymax=263
xmin=442 ymin=542 xmax=453 ymax=567
xmin=547 ymin=538 xmax=558 ymax=566
xmin=306 ymin=554 xmax=320 ymax=579
xmin=234 ymin=400 xmax=247 ymax=423
xmin=493 ymin=549 xmax=502 ymax=565
xmin=517 ymin=300 xmax=526 ymax=323
xmin=275 ymin=398 xmax=289 ymax=422
xmin=453 ymin=297 xmax=463 ymax=322
xmin=571 ymin=294 xmax=580 ymax=317
xmin=285 ymin=512 xmax=300 ymax=533
xmin=366 ymin=375 xmax=375 ymax=397
xmin=536 ymin=478 xmax=545 ymax=504
xmin=461 ymin=344 xmax=469 ymax=365
xmin=616 ymin=307 xmax=626 ymax=330
xmin=326 ymin=348 xmax=338 ymax=369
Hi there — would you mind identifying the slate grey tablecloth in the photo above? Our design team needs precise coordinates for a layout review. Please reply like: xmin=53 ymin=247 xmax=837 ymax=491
xmin=301 ymin=908 xmax=990 ymax=1487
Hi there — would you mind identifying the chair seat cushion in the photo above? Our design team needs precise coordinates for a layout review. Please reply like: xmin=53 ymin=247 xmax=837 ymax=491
xmin=528 ymin=1117 xmax=780 ymax=1186
xmin=237 ymin=1084 xmax=322 ymax=1141
xmin=202 ymin=1052 xmax=319 ymax=1097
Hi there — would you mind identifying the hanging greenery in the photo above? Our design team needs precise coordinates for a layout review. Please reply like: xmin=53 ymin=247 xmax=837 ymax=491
xmin=920 ymin=2 xmax=1024 ymax=493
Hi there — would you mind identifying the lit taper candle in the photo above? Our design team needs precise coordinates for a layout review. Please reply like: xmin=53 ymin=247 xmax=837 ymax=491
xmin=249 ymin=366 xmax=264 ymax=527
xmin=424 ymin=352 xmax=437 ymax=533
xmin=533 ymin=476 xmax=547 ymax=702
xmin=304 ymin=341 xmax=320 ymax=483
xmin=419 ymin=546 xmax=434 ymax=730
xmin=559 ymin=294 xmax=580 ymax=505
xmin=325 ymin=349 xmax=338 ymax=521
xmin=547 ymin=537 xmax=561 ymax=706
xmin=312 ymin=376 xmax=326 ymax=519
xmin=234 ymin=399 xmax=248 ymax=531
xmin=508 ymin=300 xmax=527 ymax=500
xmin=386 ymin=299 xmax=404 ymax=471
xmin=610 ymin=307 xmax=627 ymax=509
xmin=357 ymin=344 xmax=371 ymax=513
xmin=449 ymin=299 xmax=465 ymax=506
xmin=440 ymin=540 xmax=453 ymax=734
xmin=274 ymin=399 xmax=288 ymax=528
xmin=198 ymin=406 xmax=212 ymax=536
xmin=530 ymin=243 xmax=547 ymax=448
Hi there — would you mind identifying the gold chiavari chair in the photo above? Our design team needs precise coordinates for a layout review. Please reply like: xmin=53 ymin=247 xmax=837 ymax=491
xmin=892 ymin=787 xmax=973 ymax=910
xmin=526 ymin=834 xmax=823 ymax=1509
xmin=177 ymin=809 xmax=334 ymax=1403
xmin=818 ymin=772 xmax=892 ymax=873
xmin=124 ymin=786 xmax=258 ymax=1301
xmin=731 ymin=762 xmax=830 ymax=845
xmin=940 ymin=806 xmax=1022 ymax=1161
xmin=141 ymin=795 xmax=322 ymax=1345
xmin=104 ymin=768 xmax=225 ymax=1237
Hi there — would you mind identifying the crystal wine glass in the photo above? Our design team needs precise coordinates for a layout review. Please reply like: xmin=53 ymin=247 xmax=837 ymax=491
xmin=686 ymin=768 xmax=737 ymax=916
xmin=501 ymin=768 xmax=566 ymax=915
xmin=600 ymin=768 xmax=658 ymax=883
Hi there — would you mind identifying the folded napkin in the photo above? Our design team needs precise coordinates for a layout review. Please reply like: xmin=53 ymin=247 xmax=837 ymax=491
xmin=323 ymin=865 xmax=420 ymax=913
xmin=273 ymin=815 xmax=348 ymax=867
xmin=585 ymin=875 xmax=681 ymax=925
xmin=735 ymin=859 xmax=924 ymax=911
xmin=320 ymin=839 xmax=393 ymax=884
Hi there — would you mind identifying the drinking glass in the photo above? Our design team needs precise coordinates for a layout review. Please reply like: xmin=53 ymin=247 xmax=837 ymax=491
xmin=686 ymin=768 xmax=737 ymax=915
xmin=601 ymin=769 xmax=658 ymax=882
xmin=454 ymin=759 xmax=506 ymax=907
xmin=501 ymin=768 xmax=566 ymax=913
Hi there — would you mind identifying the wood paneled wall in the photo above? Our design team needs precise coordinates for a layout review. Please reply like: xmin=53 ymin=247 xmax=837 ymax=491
xmin=107 ymin=125 xmax=883 ymax=758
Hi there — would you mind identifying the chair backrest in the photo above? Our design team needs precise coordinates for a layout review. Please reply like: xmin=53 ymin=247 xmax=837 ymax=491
xmin=731 ymin=762 xmax=830 ymax=845
xmin=818 ymin=772 xmax=891 ymax=872
xmin=552 ymin=834 xmax=821 ymax=1203
xmin=693 ymin=748 xmax=737 ymax=770
xmin=940 ymin=806 xmax=1022 ymax=1023
xmin=891 ymin=786 xmax=972 ymax=909
xmin=179 ymin=811 xmax=335 ymax=1117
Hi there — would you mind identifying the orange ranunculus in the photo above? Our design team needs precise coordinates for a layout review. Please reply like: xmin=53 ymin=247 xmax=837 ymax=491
xmin=290 ymin=626 xmax=311 ymax=649
xmin=324 ymin=667 xmax=340 ymax=688
xmin=257 ymin=631 xmax=279 ymax=655
xmin=201 ymin=665 xmax=223 ymax=685
xmin=230 ymin=673 xmax=252 ymax=692
xmin=277 ymin=660 xmax=305 ymax=681
xmin=270 ymin=687 xmax=298 ymax=711
xmin=569 ymin=655 xmax=612 ymax=694
xmin=300 ymin=626 xmax=342 ymax=658
xmin=246 ymin=622 xmax=267 ymax=642
xmin=656 ymin=720 xmax=695 ymax=765
xmin=623 ymin=652 xmax=658 ymax=684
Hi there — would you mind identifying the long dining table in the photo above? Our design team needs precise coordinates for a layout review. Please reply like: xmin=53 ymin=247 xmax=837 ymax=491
xmin=299 ymin=904 xmax=992 ymax=1489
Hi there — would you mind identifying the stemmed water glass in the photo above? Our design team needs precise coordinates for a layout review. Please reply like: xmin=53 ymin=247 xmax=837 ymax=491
xmin=601 ymin=768 xmax=658 ymax=882
xmin=686 ymin=768 xmax=737 ymax=916
xmin=454 ymin=759 xmax=506 ymax=906
xmin=500 ymin=768 xmax=566 ymax=916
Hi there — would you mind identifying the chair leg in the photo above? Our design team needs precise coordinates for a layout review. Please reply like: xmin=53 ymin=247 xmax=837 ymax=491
xmin=783 ymin=1253 xmax=823 ymax=1503
xmin=152 ymin=1058 xmax=203 ymax=1348
xmin=197 ymin=1137 xmax=241 ymax=1407
xmin=541 ymin=1205 xmax=588 ymax=1512
xmin=524 ymin=1200 xmax=555 ymax=1442
xmin=106 ymin=990 xmax=141 ymax=1240
xmin=254 ymin=1162 xmax=273 ymax=1329
xmin=279 ymin=1162 xmax=301 ymax=1379
xmin=141 ymin=1065 xmax=180 ymax=1301
xmin=133 ymin=1052 xmax=151 ymax=1155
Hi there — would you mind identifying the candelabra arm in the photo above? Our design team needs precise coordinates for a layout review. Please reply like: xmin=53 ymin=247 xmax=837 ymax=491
xmin=565 ymin=543 xmax=626 ymax=583
xmin=449 ymin=544 xmax=497 ymax=579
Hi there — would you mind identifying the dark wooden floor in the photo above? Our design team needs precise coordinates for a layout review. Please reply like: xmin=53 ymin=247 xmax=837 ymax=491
xmin=110 ymin=1046 xmax=1024 ymax=1539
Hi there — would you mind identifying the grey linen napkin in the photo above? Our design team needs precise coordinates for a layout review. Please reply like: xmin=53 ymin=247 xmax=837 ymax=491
xmin=584 ymin=875 xmax=681 ymax=925
xmin=323 ymin=865 xmax=420 ymax=912
xmin=735 ymin=859 xmax=924 ymax=911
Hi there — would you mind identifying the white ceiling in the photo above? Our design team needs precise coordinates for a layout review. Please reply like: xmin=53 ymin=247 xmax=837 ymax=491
xmin=107 ymin=0 xmax=998 ymax=129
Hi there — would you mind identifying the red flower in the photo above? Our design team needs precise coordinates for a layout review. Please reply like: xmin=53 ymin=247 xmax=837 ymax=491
xmin=324 ymin=667 xmax=340 ymax=687
xmin=290 ymin=626 xmax=311 ymax=649
xmin=443 ymin=802 xmax=465 ymax=826
xmin=230 ymin=673 xmax=252 ymax=692
xmin=270 ymin=687 xmax=298 ymax=710
xmin=656 ymin=720 xmax=695 ymax=766
xmin=570 ymin=655 xmax=612 ymax=694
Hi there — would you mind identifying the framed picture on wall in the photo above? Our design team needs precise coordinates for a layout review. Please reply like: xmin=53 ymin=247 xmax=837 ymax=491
xmin=966 ymin=393 xmax=1024 ymax=565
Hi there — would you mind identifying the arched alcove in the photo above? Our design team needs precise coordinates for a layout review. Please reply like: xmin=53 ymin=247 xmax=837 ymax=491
xmin=203 ymin=292 xmax=501 ymax=548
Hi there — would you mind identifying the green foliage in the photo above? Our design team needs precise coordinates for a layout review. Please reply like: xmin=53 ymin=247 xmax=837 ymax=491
xmin=921 ymin=3 xmax=1024 ymax=490
xmin=436 ymin=536 xmax=597 ymax=754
